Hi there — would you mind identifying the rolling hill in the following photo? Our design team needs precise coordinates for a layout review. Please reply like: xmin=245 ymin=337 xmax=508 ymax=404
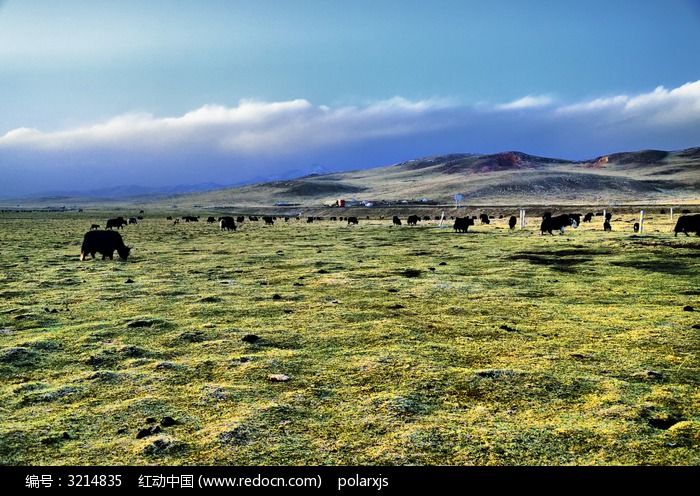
xmin=176 ymin=147 xmax=700 ymax=207
xmin=3 ymin=147 xmax=698 ymax=209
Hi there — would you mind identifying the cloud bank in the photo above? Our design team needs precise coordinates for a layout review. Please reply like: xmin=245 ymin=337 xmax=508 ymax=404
xmin=1 ymin=81 xmax=699 ymax=197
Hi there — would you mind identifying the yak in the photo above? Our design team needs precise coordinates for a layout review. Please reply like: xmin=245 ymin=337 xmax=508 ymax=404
xmin=80 ymin=230 xmax=130 ymax=261
xmin=262 ymin=216 xmax=274 ymax=225
xmin=392 ymin=216 xmax=402 ymax=226
xmin=541 ymin=213 xmax=575 ymax=235
xmin=347 ymin=216 xmax=359 ymax=225
xmin=106 ymin=217 xmax=127 ymax=230
xmin=90 ymin=224 xmax=100 ymax=230
xmin=604 ymin=221 xmax=612 ymax=232
xmin=674 ymin=214 xmax=700 ymax=236
xmin=480 ymin=213 xmax=490 ymax=225
xmin=453 ymin=217 xmax=474 ymax=233
xmin=128 ymin=217 xmax=138 ymax=225
xmin=207 ymin=216 xmax=216 ymax=223
xmin=407 ymin=215 xmax=420 ymax=226
xmin=219 ymin=216 xmax=236 ymax=231
xmin=583 ymin=212 xmax=593 ymax=223
xmin=508 ymin=216 xmax=517 ymax=229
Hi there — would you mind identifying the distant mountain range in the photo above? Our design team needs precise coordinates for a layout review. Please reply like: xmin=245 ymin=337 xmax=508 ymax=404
xmin=3 ymin=147 xmax=698 ymax=207
xmin=174 ymin=147 xmax=700 ymax=207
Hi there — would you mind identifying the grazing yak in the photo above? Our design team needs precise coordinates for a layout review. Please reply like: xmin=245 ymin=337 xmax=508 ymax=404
xmin=183 ymin=215 xmax=199 ymax=222
xmin=634 ymin=222 xmax=640 ymax=232
xmin=674 ymin=214 xmax=700 ymax=236
xmin=407 ymin=215 xmax=420 ymax=226
xmin=219 ymin=216 xmax=236 ymax=231
xmin=480 ymin=213 xmax=490 ymax=224
xmin=604 ymin=221 xmax=612 ymax=231
xmin=347 ymin=216 xmax=359 ymax=225
xmin=237 ymin=216 xmax=245 ymax=223
xmin=128 ymin=217 xmax=138 ymax=225
xmin=453 ymin=217 xmax=474 ymax=233
xmin=90 ymin=224 xmax=100 ymax=230
xmin=422 ymin=216 xmax=430 ymax=221
xmin=106 ymin=217 xmax=127 ymax=230
xmin=393 ymin=216 xmax=402 ymax=226
xmin=605 ymin=212 xmax=612 ymax=222
xmin=262 ymin=216 xmax=274 ymax=225
xmin=80 ymin=230 xmax=130 ymax=261
xmin=307 ymin=217 xmax=314 ymax=223
xmin=583 ymin=212 xmax=593 ymax=223
xmin=508 ymin=216 xmax=517 ymax=229
xmin=207 ymin=216 xmax=216 ymax=223
xmin=540 ymin=213 xmax=575 ymax=235
xmin=568 ymin=213 xmax=581 ymax=226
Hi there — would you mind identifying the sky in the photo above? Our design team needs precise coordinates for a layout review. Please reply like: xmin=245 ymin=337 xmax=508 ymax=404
xmin=1 ymin=0 xmax=700 ymax=196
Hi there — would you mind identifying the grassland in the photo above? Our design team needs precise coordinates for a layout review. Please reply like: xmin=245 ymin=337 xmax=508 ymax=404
xmin=0 ymin=211 xmax=698 ymax=465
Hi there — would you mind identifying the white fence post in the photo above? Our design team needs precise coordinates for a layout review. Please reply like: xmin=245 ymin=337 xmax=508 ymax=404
xmin=519 ymin=209 xmax=526 ymax=229
xmin=439 ymin=210 xmax=445 ymax=228
xmin=639 ymin=209 xmax=645 ymax=234
xmin=670 ymin=207 xmax=674 ymax=222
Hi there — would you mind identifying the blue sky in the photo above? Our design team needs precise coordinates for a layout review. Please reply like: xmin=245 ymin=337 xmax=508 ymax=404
xmin=1 ymin=0 xmax=700 ymax=196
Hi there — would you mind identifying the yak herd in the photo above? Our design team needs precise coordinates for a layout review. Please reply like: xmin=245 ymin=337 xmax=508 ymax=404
xmin=80 ymin=211 xmax=700 ymax=262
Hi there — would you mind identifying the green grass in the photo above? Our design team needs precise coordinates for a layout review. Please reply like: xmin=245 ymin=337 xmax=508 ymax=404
xmin=0 ymin=212 xmax=698 ymax=465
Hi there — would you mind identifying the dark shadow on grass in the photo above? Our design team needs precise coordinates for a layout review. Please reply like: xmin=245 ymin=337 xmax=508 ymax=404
xmin=610 ymin=259 xmax=693 ymax=275
xmin=509 ymin=248 xmax=612 ymax=273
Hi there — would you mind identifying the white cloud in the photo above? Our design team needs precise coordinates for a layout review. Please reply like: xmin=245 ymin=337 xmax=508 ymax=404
xmin=496 ymin=95 xmax=554 ymax=110
xmin=0 ymin=97 xmax=454 ymax=155
xmin=556 ymin=80 xmax=700 ymax=126
xmin=1 ymin=82 xmax=699 ymax=196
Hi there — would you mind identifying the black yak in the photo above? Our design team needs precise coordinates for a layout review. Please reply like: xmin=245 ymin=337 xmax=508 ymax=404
xmin=237 ymin=216 xmax=245 ymax=223
xmin=347 ymin=216 xmax=359 ymax=225
xmin=583 ymin=213 xmax=593 ymax=223
xmin=633 ymin=222 xmax=640 ymax=233
xmin=263 ymin=216 xmax=274 ymax=225
xmin=480 ymin=213 xmax=490 ymax=224
xmin=674 ymin=215 xmax=700 ymax=236
xmin=453 ymin=217 xmax=474 ymax=233
xmin=106 ymin=217 xmax=127 ymax=230
xmin=604 ymin=221 xmax=612 ymax=231
xmin=80 ymin=231 xmax=130 ymax=261
xmin=541 ymin=213 xmax=575 ymax=235
xmin=128 ymin=217 xmax=138 ymax=225
xmin=407 ymin=215 xmax=420 ymax=226
xmin=393 ymin=216 xmax=402 ymax=226
xmin=90 ymin=224 xmax=100 ymax=230
xmin=207 ymin=216 xmax=216 ymax=223
xmin=219 ymin=216 xmax=236 ymax=231
xmin=508 ymin=216 xmax=517 ymax=229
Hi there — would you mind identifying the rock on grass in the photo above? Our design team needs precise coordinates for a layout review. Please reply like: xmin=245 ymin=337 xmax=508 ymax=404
xmin=268 ymin=374 xmax=290 ymax=382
